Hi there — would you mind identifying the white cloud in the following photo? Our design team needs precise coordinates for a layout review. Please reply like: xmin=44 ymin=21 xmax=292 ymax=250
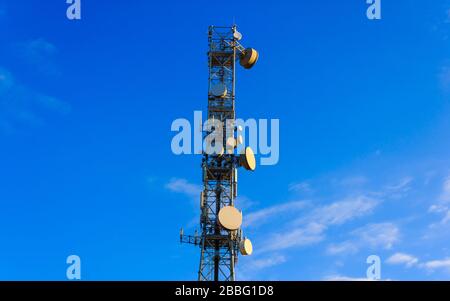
xmin=235 ymin=196 xmax=257 ymax=211
xmin=429 ymin=204 xmax=447 ymax=213
xmin=439 ymin=176 xmax=450 ymax=203
xmin=352 ymin=223 xmax=400 ymax=250
xmin=428 ymin=176 xmax=450 ymax=226
xmin=422 ymin=258 xmax=450 ymax=271
xmin=165 ymin=178 xmax=202 ymax=199
xmin=386 ymin=177 xmax=413 ymax=191
xmin=386 ymin=253 xmax=418 ymax=267
xmin=0 ymin=67 xmax=69 ymax=134
xmin=326 ymin=241 xmax=359 ymax=256
xmin=17 ymin=38 xmax=57 ymax=62
xmin=244 ymin=200 xmax=308 ymax=228
xmin=288 ymin=182 xmax=312 ymax=193
xmin=260 ymin=222 xmax=326 ymax=252
xmin=383 ymin=177 xmax=413 ymax=199
xmin=36 ymin=95 xmax=71 ymax=114
xmin=338 ymin=176 xmax=368 ymax=187
xmin=323 ymin=275 xmax=373 ymax=281
xmin=14 ymin=38 xmax=60 ymax=76
xmin=247 ymin=255 xmax=286 ymax=270
xmin=441 ymin=211 xmax=450 ymax=224
xmin=256 ymin=196 xmax=379 ymax=254
xmin=299 ymin=196 xmax=379 ymax=226
xmin=327 ymin=223 xmax=400 ymax=256
xmin=245 ymin=174 xmax=418 ymax=264
xmin=237 ymin=254 xmax=287 ymax=280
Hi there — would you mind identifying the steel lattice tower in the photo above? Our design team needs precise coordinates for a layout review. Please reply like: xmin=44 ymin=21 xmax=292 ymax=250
xmin=181 ymin=25 xmax=258 ymax=281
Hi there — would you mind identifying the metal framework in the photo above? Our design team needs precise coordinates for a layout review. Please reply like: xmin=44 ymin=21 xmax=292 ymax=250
xmin=181 ymin=25 xmax=252 ymax=281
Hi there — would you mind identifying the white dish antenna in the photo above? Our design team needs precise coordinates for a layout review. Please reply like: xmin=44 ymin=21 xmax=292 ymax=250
xmin=240 ymin=48 xmax=259 ymax=69
xmin=233 ymin=30 xmax=243 ymax=41
xmin=211 ymin=83 xmax=227 ymax=98
xmin=240 ymin=146 xmax=256 ymax=171
xmin=218 ymin=206 xmax=243 ymax=231
xmin=239 ymin=238 xmax=253 ymax=256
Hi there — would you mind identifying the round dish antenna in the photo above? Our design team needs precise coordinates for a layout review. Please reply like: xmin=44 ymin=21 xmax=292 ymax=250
xmin=240 ymin=48 xmax=259 ymax=69
xmin=240 ymin=146 xmax=256 ymax=171
xmin=218 ymin=206 xmax=243 ymax=231
xmin=233 ymin=30 xmax=243 ymax=41
xmin=211 ymin=83 xmax=227 ymax=98
xmin=239 ymin=238 xmax=253 ymax=256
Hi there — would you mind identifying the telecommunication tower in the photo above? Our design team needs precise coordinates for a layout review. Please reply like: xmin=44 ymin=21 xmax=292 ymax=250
xmin=180 ymin=25 xmax=259 ymax=281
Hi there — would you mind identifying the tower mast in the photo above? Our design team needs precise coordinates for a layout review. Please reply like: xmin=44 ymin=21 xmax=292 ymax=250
xmin=181 ymin=25 xmax=258 ymax=281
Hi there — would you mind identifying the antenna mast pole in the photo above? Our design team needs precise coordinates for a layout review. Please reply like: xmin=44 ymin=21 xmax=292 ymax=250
xmin=181 ymin=25 xmax=258 ymax=281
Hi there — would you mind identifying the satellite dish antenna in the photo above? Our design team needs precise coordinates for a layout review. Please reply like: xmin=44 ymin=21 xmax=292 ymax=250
xmin=211 ymin=83 xmax=227 ymax=98
xmin=218 ymin=206 xmax=243 ymax=231
xmin=240 ymin=146 xmax=256 ymax=171
xmin=239 ymin=238 xmax=253 ymax=256
xmin=240 ymin=48 xmax=259 ymax=69
xmin=233 ymin=30 xmax=243 ymax=41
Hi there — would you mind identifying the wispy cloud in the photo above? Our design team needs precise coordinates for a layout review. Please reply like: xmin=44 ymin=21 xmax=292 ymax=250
xmin=254 ymin=196 xmax=380 ymax=254
xmin=235 ymin=196 xmax=257 ymax=211
xmin=337 ymin=176 xmax=368 ymax=187
xmin=352 ymin=222 xmax=400 ymax=250
xmin=244 ymin=200 xmax=308 ymax=228
xmin=422 ymin=258 xmax=450 ymax=272
xmin=326 ymin=241 xmax=359 ymax=256
xmin=428 ymin=175 xmax=450 ymax=226
xmin=260 ymin=222 xmax=326 ymax=252
xmin=288 ymin=181 xmax=312 ymax=193
xmin=0 ymin=67 xmax=70 ymax=134
xmin=386 ymin=253 xmax=418 ymax=267
xmin=237 ymin=254 xmax=287 ymax=280
xmin=323 ymin=275 xmax=373 ymax=281
xmin=327 ymin=223 xmax=400 ymax=256
xmin=383 ymin=177 xmax=413 ymax=199
xmin=439 ymin=176 xmax=450 ymax=202
xmin=15 ymin=38 xmax=60 ymax=76
xmin=384 ymin=252 xmax=450 ymax=272
xmin=165 ymin=178 xmax=202 ymax=199
xmin=296 ymin=196 xmax=379 ymax=226
xmin=17 ymin=38 xmax=57 ymax=61
xmin=247 ymin=254 xmax=286 ymax=270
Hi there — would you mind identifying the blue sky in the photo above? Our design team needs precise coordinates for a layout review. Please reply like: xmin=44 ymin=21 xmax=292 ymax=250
xmin=0 ymin=0 xmax=449 ymax=280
